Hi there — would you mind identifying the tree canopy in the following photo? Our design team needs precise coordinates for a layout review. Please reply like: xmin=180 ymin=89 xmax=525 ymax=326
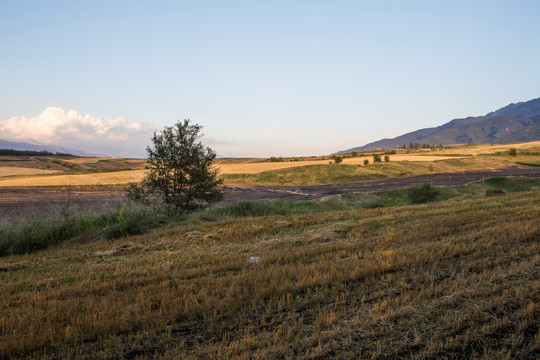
xmin=127 ymin=119 xmax=223 ymax=216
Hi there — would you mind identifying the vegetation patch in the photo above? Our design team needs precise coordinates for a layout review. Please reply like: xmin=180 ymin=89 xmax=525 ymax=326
xmin=1 ymin=191 xmax=539 ymax=358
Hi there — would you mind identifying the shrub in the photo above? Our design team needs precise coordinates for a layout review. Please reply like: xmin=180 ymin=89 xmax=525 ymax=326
xmin=373 ymin=154 xmax=382 ymax=163
xmin=508 ymin=148 xmax=517 ymax=157
xmin=364 ymin=159 xmax=369 ymax=165
xmin=384 ymin=155 xmax=390 ymax=162
xmin=407 ymin=182 xmax=439 ymax=204
xmin=102 ymin=204 xmax=145 ymax=240
xmin=332 ymin=155 xmax=343 ymax=164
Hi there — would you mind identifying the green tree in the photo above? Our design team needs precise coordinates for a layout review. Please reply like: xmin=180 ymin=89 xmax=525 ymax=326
xmin=384 ymin=155 xmax=390 ymax=162
xmin=364 ymin=159 xmax=369 ymax=165
xmin=373 ymin=154 xmax=382 ymax=163
xmin=332 ymin=155 xmax=343 ymax=164
xmin=127 ymin=119 xmax=223 ymax=216
xmin=508 ymin=148 xmax=517 ymax=157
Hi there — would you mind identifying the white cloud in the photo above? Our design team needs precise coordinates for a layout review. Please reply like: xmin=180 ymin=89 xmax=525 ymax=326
xmin=0 ymin=107 xmax=155 ymax=157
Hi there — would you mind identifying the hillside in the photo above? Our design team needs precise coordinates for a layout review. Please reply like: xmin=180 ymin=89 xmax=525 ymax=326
xmin=0 ymin=139 xmax=102 ymax=157
xmin=1 ymin=183 xmax=539 ymax=358
xmin=338 ymin=97 xmax=540 ymax=153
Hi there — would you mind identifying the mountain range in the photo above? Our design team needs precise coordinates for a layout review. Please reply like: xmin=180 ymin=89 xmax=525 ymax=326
xmin=0 ymin=139 xmax=103 ymax=157
xmin=337 ymin=97 xmax=540 ymax=153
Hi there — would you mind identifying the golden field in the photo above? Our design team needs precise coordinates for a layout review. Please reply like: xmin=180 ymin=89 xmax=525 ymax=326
xmin=1 ymin=190 xmax=539 ymax=358
xmin=1 ymin=141 xmax=539 ymax=187
xmin=0 ymin=166 xmax=61 ymax=177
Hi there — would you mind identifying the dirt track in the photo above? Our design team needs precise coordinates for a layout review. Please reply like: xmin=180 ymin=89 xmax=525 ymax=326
xmin=1 ymin=166 xmax=539 ymax=223
xmin=221 ymin=166 xmax=540 ymax=203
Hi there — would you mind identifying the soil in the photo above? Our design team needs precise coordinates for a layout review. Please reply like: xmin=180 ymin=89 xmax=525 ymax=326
xmin=1 ymin=166 xmax=539 ymax=223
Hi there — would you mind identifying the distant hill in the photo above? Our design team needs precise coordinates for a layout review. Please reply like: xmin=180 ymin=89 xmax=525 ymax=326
xmin=0 ymin=139 xmax=104 ymax=157
xmin=337 ymin=97 xmax=540 ymax=153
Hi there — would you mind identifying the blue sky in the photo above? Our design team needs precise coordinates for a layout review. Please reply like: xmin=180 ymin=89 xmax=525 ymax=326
xmin=1 ymin=1 xmax=539 ymax=157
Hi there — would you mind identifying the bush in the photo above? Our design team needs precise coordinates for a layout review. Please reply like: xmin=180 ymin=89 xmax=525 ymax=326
xmin=407 ymin=182 xmax=440 ymax=204
xmin=102 ymin=204 xmax=145 ymax=240
xmin=508 ymin=148 xmax=517 ymax=157
xmin=364 ymin=159 xmax=369 ymax=165
xmin=332 ymin=155 xmax=343 ymax=164
xmin=373 ymin=154 xmax=382 ymax=163
xmin=384 ymin=155 xmax=390 ymax=162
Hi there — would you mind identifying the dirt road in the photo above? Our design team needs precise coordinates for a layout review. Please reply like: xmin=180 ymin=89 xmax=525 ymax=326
xmin=1 ymin=166 xmax=539 ymax=223
xmin=220 ymin=166 xmax=540 ymax=203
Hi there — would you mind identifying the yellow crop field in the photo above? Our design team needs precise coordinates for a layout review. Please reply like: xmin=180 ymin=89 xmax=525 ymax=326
xmin=0 ymin=141 xmax=538 ymax=187
xmin=0 ymin=169 xmax=146 ymax=187
xmin=0 ymin=166 xmax=62 ymax=177
xmin=432 ymin=140 xmax=540 ymax=155
xmin=216 ymin=155 xmax=467 ymax=174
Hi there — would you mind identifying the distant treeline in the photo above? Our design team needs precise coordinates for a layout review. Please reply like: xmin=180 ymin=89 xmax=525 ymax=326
xmin=0 ymin=149 xmax=74 ymax=157
xmin=400 ymin=142 xmax=444 ymax=150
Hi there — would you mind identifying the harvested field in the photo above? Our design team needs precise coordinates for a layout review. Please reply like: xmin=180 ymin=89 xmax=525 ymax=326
xmin=2 ymin=166 xmax=539 ymax=225
xmin=0 ymin=166 xmax=62 ymax=177
xmin=1 ymin=190 xmax=539 ymax=358
xmin=0 ymin=169 xmax=146 ymax=187
xmin=217 ymin=155 xmax=469 ymax=174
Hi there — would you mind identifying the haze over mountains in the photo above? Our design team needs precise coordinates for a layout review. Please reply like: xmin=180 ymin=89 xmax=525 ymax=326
xmin=338 ymin=97 xmax=540 ymax=154
xmin=0 ymin=139 xmax=103 ymax=157
xmin=2 ymin=98 xmax=540 ymax=158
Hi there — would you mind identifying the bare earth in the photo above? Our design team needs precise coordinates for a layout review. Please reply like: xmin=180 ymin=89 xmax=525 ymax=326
xmin=1 ymin=166 xmax=539 ymax=223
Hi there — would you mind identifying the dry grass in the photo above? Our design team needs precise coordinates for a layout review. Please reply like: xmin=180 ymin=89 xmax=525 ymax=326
xmin=1 ymin=190 xmax=539 ymax=359
xmin=216 ymin=155 xmax=469 ymax=174
xmin=0 ymin=170 xmax=147 ymax=187
xmin=432 ymin=141 xmax=540 ymax=155
xmin=1 ymin=141 xmax=539 ymax=187
xmin=0 ymin=166 xmax=62 ymax=177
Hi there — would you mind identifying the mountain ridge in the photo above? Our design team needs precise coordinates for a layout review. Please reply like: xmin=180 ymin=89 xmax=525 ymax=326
xmin=337 ymin=97 xmax=540 ymax=153
xmin=0 ymin=139 xmax=106 ymax=157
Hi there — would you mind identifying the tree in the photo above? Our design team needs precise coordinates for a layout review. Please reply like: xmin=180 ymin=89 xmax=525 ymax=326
xmin=332 ymin=155 xmax=343 ymax=164
xmin=364 ymin=159 xmax=369 ymax=165
xmin=508 ymin=148 xmax=517 ymax=157
xmin=384 ymin=155 xmax=390 ymax=162
xmin=127 ymin=119 xmax=223 ymax=216
xmin=373 ymin=154 xmax=382 ymax=163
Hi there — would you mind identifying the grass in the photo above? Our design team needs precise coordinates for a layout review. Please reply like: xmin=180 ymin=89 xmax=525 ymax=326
xmin=1 ymin=188 xmax=539 ymax=358
xmin=0 ymin=207 xmax=153 ymax=257
xmin=2 ymin=141 xmax=540 ymax=187
xmin=219 ymin=157 xmax=504 ymax=186
xmin=2 ymin=177 xmax=539 ymax=258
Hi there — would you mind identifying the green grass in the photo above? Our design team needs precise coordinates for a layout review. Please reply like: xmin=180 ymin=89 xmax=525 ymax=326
xmin=484 ymin=176 xmax=540 ymax=191
xmin=0 ymin=208 xmax=152 ymax=257
xmin=220 ymin=158 xmax=507 ymax=186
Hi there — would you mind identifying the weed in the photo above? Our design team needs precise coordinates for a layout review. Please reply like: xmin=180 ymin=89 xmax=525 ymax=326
xmin=407 ymin=182 xmax=440 ymax=204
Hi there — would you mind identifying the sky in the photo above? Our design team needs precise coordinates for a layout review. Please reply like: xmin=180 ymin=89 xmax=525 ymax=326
xmin=1 ymin=0 xmax=540 ymax=157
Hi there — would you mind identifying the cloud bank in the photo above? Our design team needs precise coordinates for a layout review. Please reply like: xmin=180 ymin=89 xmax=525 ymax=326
xmin=0 ymin=107 xmax=155 ymax=157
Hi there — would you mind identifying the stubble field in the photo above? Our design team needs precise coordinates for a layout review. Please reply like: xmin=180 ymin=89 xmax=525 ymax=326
xmin=1 ymin=142 xmax=539 ymax=359
xmin=1 ymin=190 xmax=539 ymax=358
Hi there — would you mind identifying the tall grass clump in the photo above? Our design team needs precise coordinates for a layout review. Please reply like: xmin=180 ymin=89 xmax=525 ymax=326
xmin=484 ymin=176 xmax=540 ymax=192
xmin=0 ymin=207 xmax=149 ymax=257
xmin=197 ymin=200 xmax=321 ymax=219
xmin=0 ymin=215 xmax=110 ymax=256
xmin=407 ymin=182 xmax=440 ymax=204
xmin=102 ymin=204 xmax=146 ymax=240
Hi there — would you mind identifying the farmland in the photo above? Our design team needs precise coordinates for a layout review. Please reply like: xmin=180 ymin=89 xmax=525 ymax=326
xmin=1 ymin=141 xmax=539 ymax=359
xmin=1 ymin=141 xmax=540 ymax=187
xmin=1 ymin=186 xmax=539 ymax=358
